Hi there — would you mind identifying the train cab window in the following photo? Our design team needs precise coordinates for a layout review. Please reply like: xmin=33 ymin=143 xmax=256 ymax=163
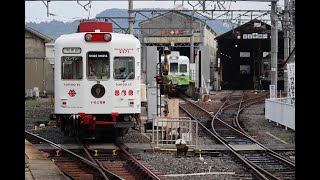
xmin=170 ymin=63 xmax=178 ymax=73
xmin=114 ymin=57 xmax=135 ymax=80
xmin=180 ymin=64 xmax=187 ymax=73
xmin=87 ymin=52 xmax=110 ymax=80
xmin=61 ymin=56 xmax=83 ymax=79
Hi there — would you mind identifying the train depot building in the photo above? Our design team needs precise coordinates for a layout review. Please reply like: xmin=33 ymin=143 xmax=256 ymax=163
xmin=139 ymin=11 xmax=218 ymax=92
xmin=215 ymin=20 xmax=284 ymax=90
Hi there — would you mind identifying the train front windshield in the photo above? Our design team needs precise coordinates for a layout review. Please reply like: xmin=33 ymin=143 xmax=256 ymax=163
xmin=61 ymin=56 xmax=83 ymax=79
xmin=180 ymin=64 xmax=187 ymax=73
xmin=114 ymin=57 xmax=135 ymax=80
xmin=87 ymin=52 xmax=110 ymax=80
xmin=170 ymin=63 xmax=178 ymax=73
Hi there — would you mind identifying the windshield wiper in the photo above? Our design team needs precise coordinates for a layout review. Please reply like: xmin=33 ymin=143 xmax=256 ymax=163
xmin=90 ymin=72 xmax=100 ymax=83
xmin=123 ymin=72 xmax=134 ymax=82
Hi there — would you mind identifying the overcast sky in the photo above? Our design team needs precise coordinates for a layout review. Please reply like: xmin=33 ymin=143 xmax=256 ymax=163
xmin=25 ymin=0 xmax=284 ymax=23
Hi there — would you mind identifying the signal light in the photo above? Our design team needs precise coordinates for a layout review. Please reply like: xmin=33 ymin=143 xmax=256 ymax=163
xmin=156 ymin=76 xmax=163 ymax=84
xmin=164 ymin=47 xmax=171 ymax=54
xmin=163 ymin=63 xmax=169 ymax=71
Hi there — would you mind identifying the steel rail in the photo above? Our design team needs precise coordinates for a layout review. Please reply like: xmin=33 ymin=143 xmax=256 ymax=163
xmin=25 ymin=131 xmax=122 ymax=180
xmin=179 ymin=97 xmax=270 ymax=180
xmin=82 ymin=144 xmax=113 ymax=180
xmin=209 ymin=92 xmax=293 ymax=179
xmin=115 ymin=142 xmax=162 ymax=180
xmin=182 ymin=91 xmax=280 ymax=180
xmin=234 ymin=98 xmax=295 ymax=167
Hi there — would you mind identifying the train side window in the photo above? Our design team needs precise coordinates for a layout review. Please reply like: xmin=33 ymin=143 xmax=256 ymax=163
xmin=61 ymin=56 xmax=83 ymax=80
xmin=87 ymin=52 xmax=110 ymax=80
xmin=114 ymin=57 xmax=135 ymax=80
xmin=180 ymin=64 xmax=187 ymax=73
xmin=170 ymin=63 xmax=178 ymax=73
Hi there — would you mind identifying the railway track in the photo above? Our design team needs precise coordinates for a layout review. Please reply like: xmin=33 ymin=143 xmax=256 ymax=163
xmin=25 ymin=131 xmax=165 ymax=180
xmin=179 ymin=90 xmax=295 ymax=180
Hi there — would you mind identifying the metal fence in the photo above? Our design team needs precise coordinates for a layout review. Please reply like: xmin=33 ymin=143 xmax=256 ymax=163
xmin=265 ymin=97 xmax=295 ymax=130
xmin=152 ymin=117 xmax=198 ymax=148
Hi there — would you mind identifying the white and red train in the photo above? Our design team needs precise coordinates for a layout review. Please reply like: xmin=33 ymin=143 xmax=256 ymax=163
xmin=53 ymin=21 xmax=141 ymax=139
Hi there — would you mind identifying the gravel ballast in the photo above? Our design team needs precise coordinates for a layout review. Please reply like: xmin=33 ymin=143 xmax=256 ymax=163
xmin=25 ymin=92 xmax=295 ymax=179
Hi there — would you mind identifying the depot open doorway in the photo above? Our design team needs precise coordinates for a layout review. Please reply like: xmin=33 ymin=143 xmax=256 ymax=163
xmin=216 ymin=20 xmax=284 ymax=90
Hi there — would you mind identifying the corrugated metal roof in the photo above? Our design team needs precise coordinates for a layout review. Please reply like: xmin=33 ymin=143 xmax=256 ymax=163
xmin=139 ymin=10 xmax=217 ymax=36
xmin=215 ymin=20 xmax=272 ymax=40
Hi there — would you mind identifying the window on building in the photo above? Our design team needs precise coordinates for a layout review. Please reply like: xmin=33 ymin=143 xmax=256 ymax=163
xmin=180 ymin=64 xmax=187 ymax=73
xmin=61 ymin=56 xmax=82 ymax=79
xmin=240 ymin=65 xmax=250 ymax=75
xmin=114 ymin=57 xmax=135 ymax=80
xmin=87 ymin=52 xmax=110 ymax=80
xmin=170 ymin=63 xmax=178 ymax=73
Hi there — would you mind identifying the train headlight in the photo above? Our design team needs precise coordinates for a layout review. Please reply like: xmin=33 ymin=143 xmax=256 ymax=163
xmin=103 ymin=33 xmax=112 ymax=42
xmin=85 ymin=33 xmax=93 ymax=41
xmin=91 ymin=84 xmax=105 ymax=98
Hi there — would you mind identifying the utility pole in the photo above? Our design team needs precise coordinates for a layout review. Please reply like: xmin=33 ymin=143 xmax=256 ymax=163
xmin=283 ymin=0 xmax=290 ymax=95
xmin=289 ymin=0 xmax=295 ymax=52
xmin=270 ymin=0 xmax=278 ymax=91
xmin=128 ymin=0 xmax=134 ymax=34
xmin=47 ymin=2 xmax=50 ymax=17
xmin=283 ymin=0 xmax=289 ymax=61
xmin=190 ymin=8 xmax=195 ymax=63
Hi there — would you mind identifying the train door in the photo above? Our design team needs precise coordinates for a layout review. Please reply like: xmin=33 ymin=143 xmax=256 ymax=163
xmin=85 ymin=51 xmax=112 ymax=113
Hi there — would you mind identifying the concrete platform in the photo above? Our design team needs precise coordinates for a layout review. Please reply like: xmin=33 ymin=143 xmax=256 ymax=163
xmin=87 ymin=143 xmax=119 ymax=150
xmin=33 ymin=143 xmax=83 ymax=150
xmin=123 ymin=143 xmax=295 ymax=152
xmin=124 ymin=143 xmax=229 ymax=152
xmin=25 ymin=140 xmax=69 ymax=180
xmin=228 ymin=144 xmax=265 ymax=151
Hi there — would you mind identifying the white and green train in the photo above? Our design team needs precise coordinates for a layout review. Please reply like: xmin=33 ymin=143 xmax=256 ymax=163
xmin=161 ymin=51 xmax=190 ymax=92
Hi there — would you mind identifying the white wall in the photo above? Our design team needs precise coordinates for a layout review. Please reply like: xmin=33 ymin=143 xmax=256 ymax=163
xmin=45 ymin=42 xmax=54 ymax=66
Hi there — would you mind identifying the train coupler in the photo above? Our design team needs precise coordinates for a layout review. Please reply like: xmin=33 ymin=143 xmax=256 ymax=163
xmin=79 ymin=115 xmax=96 ymax=130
